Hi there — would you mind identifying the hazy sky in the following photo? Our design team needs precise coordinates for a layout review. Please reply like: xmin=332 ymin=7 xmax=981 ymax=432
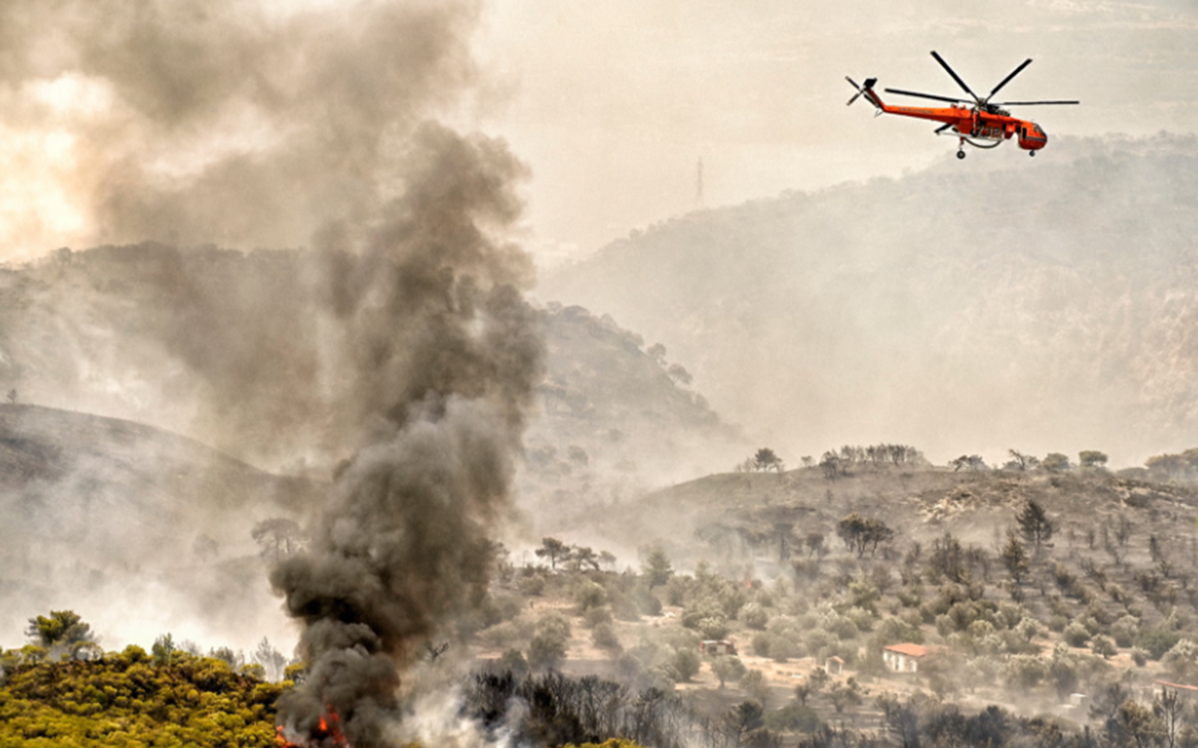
xmin=471 ymin=0 xmax=1198 ymax=265
xmin=0 ymin=1 xmax=1195 ymax=266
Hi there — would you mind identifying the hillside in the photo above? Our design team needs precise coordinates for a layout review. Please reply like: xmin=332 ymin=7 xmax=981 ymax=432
xmin=541 ymin=134 xmax=1198 ymax=467
xmin=0 ymin=245 xmax=743 ymax=649
xmin=0 ymin=404 xmax=321 ymax=653
xmin=520 ymin=304 xmax=743 ymax=523
xmin=591 ymin=460 xmax=1198 ymax=579
xmin=0 ymin=245 xmax=742 ymax=486
xmin=467 ymin=460 xmax=1198 ymax=737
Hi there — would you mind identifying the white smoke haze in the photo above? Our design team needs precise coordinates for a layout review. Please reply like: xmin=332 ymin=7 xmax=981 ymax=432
xmin=393 ymin=686 xmax=510 ymax=748
xmin=0 ymin=0 xmax=492 ymax=261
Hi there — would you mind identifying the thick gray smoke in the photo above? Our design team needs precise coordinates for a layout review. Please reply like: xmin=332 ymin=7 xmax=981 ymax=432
xmin=0 ymin=0 xmax=546 ymax=743
xmin=0 ymin=0 xmax=543 ymax=472
xmin=0 ymin=0 xmax=483 ymax=253
xmin=269 ymin=122 xmax=542 ymax=747
xmin=265 ymin=119 xmax=542 ymax=745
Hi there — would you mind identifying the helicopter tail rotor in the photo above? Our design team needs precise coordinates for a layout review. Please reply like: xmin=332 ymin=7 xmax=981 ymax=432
xmin=845 ymin=77 xmax=879 ymax=107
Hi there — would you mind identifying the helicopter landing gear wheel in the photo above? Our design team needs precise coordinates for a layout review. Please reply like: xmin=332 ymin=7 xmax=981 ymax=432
xmin=956 ymin=150 xmax=966 ymax=160
xmin=1029 ymin=150 xmax=1036 ymax=157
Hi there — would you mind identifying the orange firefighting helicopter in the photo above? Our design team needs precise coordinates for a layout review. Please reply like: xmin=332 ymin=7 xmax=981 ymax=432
xmin=847 ymin=51 xmax=1078 ymax=159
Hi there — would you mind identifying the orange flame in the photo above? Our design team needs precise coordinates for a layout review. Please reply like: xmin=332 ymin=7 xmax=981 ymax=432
xmin=276 ymin=705 xmax=350 ymax=747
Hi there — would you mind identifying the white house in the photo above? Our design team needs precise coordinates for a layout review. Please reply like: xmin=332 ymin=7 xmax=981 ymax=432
xmin=824 ymin=656 xmax=845 ymax=676
xmin=882 ymin=643 xmax=930 ymax=673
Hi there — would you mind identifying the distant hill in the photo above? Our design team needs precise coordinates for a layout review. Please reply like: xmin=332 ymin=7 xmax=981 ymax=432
xmin=541 ymin=134 xmax=1198 ymax=467
xmin=587 ymin=459 xmax=1198 ymax=592
xmin=0 ymin=403 xmax=320 ymax=653
xmin=520 ymin=304 xmax=744 ymax=519
xmin=0 ymin=244 xmax=742 ymax=482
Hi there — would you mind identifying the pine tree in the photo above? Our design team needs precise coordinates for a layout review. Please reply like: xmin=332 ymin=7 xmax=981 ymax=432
xmin=1015 ymin=500 xmax=1055 ymax=555
xmin=1001 ymin=533 xmax=1029 ymax=584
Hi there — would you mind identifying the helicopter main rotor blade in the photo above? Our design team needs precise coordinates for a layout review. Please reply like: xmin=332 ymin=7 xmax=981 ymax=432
xmin=992 ymin=100 xmax=1080 ymax=106
xmin=931 ymin=51 xmax=978 ymax=101
xmin=987 ymin=58 xmax=1033 ymax=100
xmin=884 ymin=87 xmax=972 ymax=105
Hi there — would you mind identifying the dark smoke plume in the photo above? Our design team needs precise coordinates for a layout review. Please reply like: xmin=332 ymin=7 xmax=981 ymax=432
xmin=270 ymin=121 xmax=543 ymax=746
xmin=0 ymin=0 xmax=546 ymax=743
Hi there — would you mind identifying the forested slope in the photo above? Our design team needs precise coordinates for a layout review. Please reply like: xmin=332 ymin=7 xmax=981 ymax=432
xmin=542 ymin=134 xmax=1198 ymax=466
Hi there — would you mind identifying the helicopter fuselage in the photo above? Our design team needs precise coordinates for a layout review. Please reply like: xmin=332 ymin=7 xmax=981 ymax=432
xmin=865 ymin=91 xmax=1046 ymax=151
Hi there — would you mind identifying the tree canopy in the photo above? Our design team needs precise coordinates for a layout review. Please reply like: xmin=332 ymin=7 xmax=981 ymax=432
xmin=752 ymin=448 xmax=784 ymax=473
xmin=836 ymin=513 xmax=894 ymax=558
xmin=1015 ymin=500 xmax=1056 ymax=554
xmin=0 ymin=646 xmax=285 ymax=747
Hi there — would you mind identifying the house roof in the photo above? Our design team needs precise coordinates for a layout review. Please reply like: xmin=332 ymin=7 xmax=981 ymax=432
xmin=884 ymin=643 xmax=930 ymax=657
xmin=1155 ymin=680 xmax=1198 ymax=693
xmin=826 ymin=656 xmax=845 ymax=664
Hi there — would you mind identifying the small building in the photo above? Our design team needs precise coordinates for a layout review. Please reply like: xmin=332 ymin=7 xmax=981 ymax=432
xmin=824 ymin=656 xmax=845 ymax=676
xmin=700 ymin=640 xmax=738 ymax=656
xmin=883 ymin=643 xmax=930 ymax=674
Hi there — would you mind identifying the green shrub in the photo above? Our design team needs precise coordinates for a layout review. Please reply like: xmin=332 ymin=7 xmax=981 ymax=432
xmin=1161 ymin=639 xmax=1198 ymax=681
xmin=765 ymin=702 xmax=822 ymax=733
xmin=1111 ymin=615 xmax=1139 ymax=648
xmin=769 ymin=636 xmax=799 ymax=663
xmin=0 ymin=653 xmax=285 ymax=747
xmin=518 ymin=574 xmax=546 ymax=597
xmin=1062 ymin=622 xmax=1091 ymax=647
xmin=479 ymin=621 xmax=522 ymax=649
xmin=1137 ymin=629 xmax=1183 ymax=660
xmin=608 ymin=590 xmax=641 ymax=622
xmin=528 ymin=632 xmax=567 ymax=669
xmin=751 ymin=632 xmax=771 ymax=658
xmin=1091 ymin=635 xmax=1117 ymax=659
xmin=574 ymin=580 xmax=608 ymax=612
xmin=874 ymin=616 xmax=922 ymax=646
xmin=673 ymin=648 xmax=701 ymax=682
xmin=583 ymin=606 xmax=614 ymax=628
xmin=804 ymin=628 xmax=835 ymax=656
xmin=845 ymin=607 xmax=874 ymax=633
xmin=896 ymin=587 xmax=922 ymax=608
xmin=739 ymin=602 xmax=769 ymax=630
xmin=1003 ymin=654 xmax=1047 ymax=688
xmin=591 ymin=623 xmax=622 ymax=652
xmin=1014 ymin=617 xmax=1045 ymax=641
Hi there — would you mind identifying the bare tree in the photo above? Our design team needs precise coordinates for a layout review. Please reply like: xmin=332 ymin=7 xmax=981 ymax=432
xmin=1154 ymin=688 xmax=1186 ymax=748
